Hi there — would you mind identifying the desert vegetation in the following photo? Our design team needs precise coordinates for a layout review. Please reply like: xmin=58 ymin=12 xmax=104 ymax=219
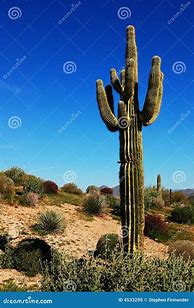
xmin=0 ymin=167 xmax=194 ymax=291
xmin=0 ymin=25 xmax=193 ymax=292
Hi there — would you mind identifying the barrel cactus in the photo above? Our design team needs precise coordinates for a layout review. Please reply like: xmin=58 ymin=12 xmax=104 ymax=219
xmin=96 ymin=25 xmax=163 ymax=254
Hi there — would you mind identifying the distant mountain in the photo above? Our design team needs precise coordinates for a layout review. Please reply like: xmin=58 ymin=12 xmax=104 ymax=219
xmin=179 ymin=189 xmax=194 ymax=198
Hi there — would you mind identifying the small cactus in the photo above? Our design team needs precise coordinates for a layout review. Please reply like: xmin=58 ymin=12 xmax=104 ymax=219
xmin=157 ymin=174 xmax=162 ymax=192
xmin=169 ymin=188 xmax=172 ymax=205
xmin=96 ymin=25 xmax=163 ymax=254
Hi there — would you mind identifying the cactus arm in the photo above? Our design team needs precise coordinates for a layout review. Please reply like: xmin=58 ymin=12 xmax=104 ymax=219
xmin=96 ymin=79 xmax=118 ymax=132
xmin=105 ymin=85 xmax=114 ymax=114
xmin=110 ymin=68 xmax=123 ymax=94
xmin=140 ymin=56 xmax=163 ymax=126
xmin=120 ymin=69 xmax=125 ymax=88
xmin=118 ymin=101 xmax=127 ymax=118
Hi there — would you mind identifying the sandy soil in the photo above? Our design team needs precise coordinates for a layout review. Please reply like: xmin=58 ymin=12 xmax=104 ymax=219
xmin=0 ymin=202 xmax=168 ymax=288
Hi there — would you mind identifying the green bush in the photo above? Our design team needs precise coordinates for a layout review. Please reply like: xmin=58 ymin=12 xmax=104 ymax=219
xmin=0 ymin=234 xmax=10 ymax=251
xmin=41 ymin=251 xmax=194 ymax=292
xmin=168 ymin=240 xmax=194 ymax=261
xmin=32 ymin=210 xmax=65 ymax=235
xmin=169 ymin=206 xmax=194 ymax=224
xmin=144 ymin=187 xmax=164 ymax=210
xmin=24 ymin=175 xmax=44 ymax=196
xmin=94 ymin=233 xmax=121 ymax=260
xmin=0 ymin=246 xmax=15 ymax=269
xmin=108 ymin=196 xmax=120 ymax=216
xmin=62 ymin=183 xmax=83 ymax=195
xmin=86 ymin=185 xmax=99 ymax=194
xmin=4 ymin=167 xmax=26 ymax=186
xmin=0 ymin=175 xmax=15 ymax=202
xmin=83 ymin=193 xmax=103 ymax=215
xmin=12 ymin=238 xmax=52 ymax=276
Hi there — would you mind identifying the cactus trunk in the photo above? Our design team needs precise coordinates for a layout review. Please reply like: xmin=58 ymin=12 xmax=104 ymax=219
xmin=96 ymin=25 xmax=163 ymax=254
xmin=119 ymin=106 xmax=144 ymax=252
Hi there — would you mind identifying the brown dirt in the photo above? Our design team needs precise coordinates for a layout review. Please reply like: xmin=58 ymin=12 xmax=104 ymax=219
xmin=0 ymin=202 xmax=168 ymax=288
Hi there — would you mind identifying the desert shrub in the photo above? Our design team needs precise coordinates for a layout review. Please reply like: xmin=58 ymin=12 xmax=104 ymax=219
xmin=41 ymin=251 xmax=193 ymax=292
xmin=12 ymin=238 xmax=52 ymax=276
xmin=100 ymin=187 xmax=113 ymax=196
xmin=43 ymin=180 xmax=58 ymax=194
xmin=83 ymin=193 xmax=103 ymax=215
xmin=4 ymin=167 xmax=26 ymax=186
xmin=171 ymin=191 xmax=188 ymax=204
xmin=168 ymin=240 xmax=194 ymax=261
xmin=162 ymin=189 xmax=171 ymax=206
xmin=144 ymin=187 xmax=164 ymax=210
xmin=108 ymin=196 xmax=120 ymax=216
xmin=0 ymin=175 xmax=15 ymax=202
xmin=169 ymin=206 xmax=194 ymax=224
xmin=23 ymin=192 xmax=39 ymax=206
xmin=0 ymin=246 xmax=15 ymax=269
xmin=86 ymin=185 xmax=99 ymax=194
xmin=0 ymin=234 xmax=10 ymax=252
xmin=0 ymin=280 xmax=28 ymax=292
xmin=144 ymin=214 xmax=170 ymax=241
xmin=62 ymin=183 xmax=82 ymax=195
xmin=24 ymin=175 xmax=44 ymax=196
xmin=94 ymin=234 xmax=121 ymax=260
xmin=32 ymin=210 xmax=65 ymax=235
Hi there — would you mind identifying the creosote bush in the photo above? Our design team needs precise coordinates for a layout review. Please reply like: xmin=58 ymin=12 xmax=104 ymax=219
xmin=62 ymin=183 xmax=83 ymax=195
xmin=144 ymin=187 xmax=164 ymax=210
xmin=169 ymin=206 xmax=194 ymax=225
xmin=83 ymin=193 xmax=103 ymax=215
xmin=108 ymin=196 xmax=120 ymax=216
xmin=32 ymin=210 xmax=65 ymax=235
xmin=43 ymin=181 xmax=58 ymax=194
xmin=0 ymin=175 xmax=15 ymax=202
xmin=41 ymin=251 xmax=194 ymax=292
xmin=4 ymin=167 xmax=26 ymax=186
xmin=86 ymin=185 xmax=99 ymax=194
xmin=24 ymin=175 xmax=44 ymax=196
xmin=168 ymin=240 xmax=194 ymax=261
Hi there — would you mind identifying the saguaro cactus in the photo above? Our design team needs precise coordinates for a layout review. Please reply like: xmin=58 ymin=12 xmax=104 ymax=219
xmin=96 ymin=25 xmax=163 ymax=254
xmin=169 ymin=188 xmax=172 ymax=205
xmin=157 ymin=174 xmax=162 ymax=192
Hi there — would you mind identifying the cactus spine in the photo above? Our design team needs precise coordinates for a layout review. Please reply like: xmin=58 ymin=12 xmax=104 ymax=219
xmin=157 ymin=174 xmax=162 ymax=192
xmin=96 ymin=25 xmax=163 ymax=254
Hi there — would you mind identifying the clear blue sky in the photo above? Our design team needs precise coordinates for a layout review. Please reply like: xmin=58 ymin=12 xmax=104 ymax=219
xmin=0 ymin=0 xmax=193 ymax=190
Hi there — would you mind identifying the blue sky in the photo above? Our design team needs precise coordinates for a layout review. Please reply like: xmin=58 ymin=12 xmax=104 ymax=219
xmin=0 ymin=0 xmax=193 ymax=190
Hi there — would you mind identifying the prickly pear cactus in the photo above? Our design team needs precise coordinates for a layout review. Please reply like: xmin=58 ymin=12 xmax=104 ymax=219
xmin=96 ymin=25 xmax=163 ymax=254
